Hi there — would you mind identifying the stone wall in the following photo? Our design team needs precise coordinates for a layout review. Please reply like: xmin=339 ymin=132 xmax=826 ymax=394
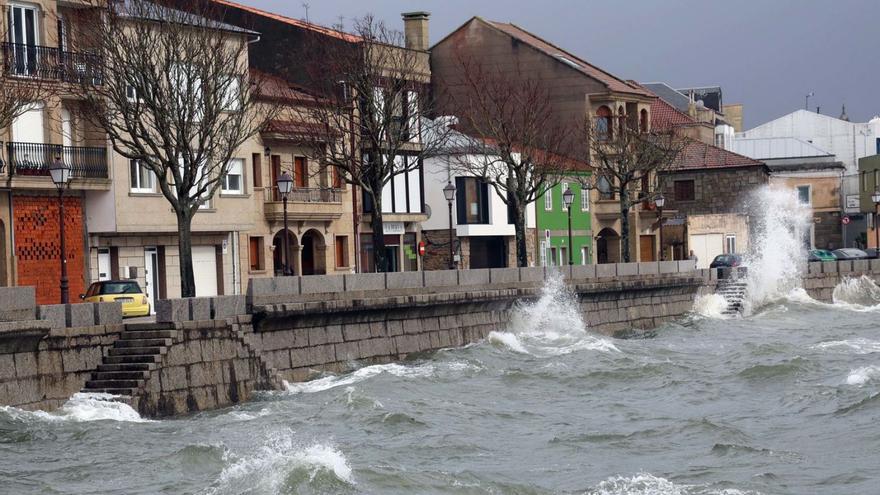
xmin=803 ymin=259 xmax=880 ymax=301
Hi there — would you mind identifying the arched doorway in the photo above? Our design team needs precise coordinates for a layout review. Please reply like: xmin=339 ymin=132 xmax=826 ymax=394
xmin=272 ymin=229 xmax=297 ymax=276
xmin=301 ymin=229 xmax=326 ymax=275
xmin=596 ymin=227 xmax=621 ymax=264
xmin=0 ymin=219 xmax=6 ymax=286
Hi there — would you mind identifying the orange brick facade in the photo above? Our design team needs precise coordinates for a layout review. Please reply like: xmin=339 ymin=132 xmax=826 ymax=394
xmin=14 ymin=195 xmax=87 ymax=305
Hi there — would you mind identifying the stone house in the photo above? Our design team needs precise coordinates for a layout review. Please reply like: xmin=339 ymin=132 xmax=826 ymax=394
xmin=858 ymin=154 xmax=880 ymax=249
xmin=0 ymin=0 xmax=109 ymax=304
xmin=430 ymin=16 xmax=657 ymax=264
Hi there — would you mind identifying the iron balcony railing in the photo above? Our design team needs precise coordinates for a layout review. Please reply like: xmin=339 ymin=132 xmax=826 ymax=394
xmin=288 ymin=187 xmax=341 ymax=203
xmin=6 ymin=142 xmax=108 ymax=179
xmin=1 ymin=42 xmax=103 ymax=84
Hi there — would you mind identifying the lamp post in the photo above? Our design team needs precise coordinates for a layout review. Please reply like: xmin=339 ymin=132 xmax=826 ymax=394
xmin=562 ymin=187 xmax=574 ymax=265
xmin=873 ymin=190 xmax=880 ymax=251
xmin=655 ymin=194 xmax=665 ymax=261
xmin=443 ymin=181 xmax=456 ymax=270
xmin=49 ymin=156 xmax=72 ymax=304
xmin=276 ymin=171 xmax=293 ymax=276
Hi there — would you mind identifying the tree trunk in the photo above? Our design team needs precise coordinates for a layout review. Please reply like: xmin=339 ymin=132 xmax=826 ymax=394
xmin=619 ymin=195 xmax=631 ymax=263
xmin=510 ymin=197 xmax=529 ymax=267
xmin=176 ymin=209 xmax=196 ymax=297
xmin=368 ymin=187 xmax=388 ymax=273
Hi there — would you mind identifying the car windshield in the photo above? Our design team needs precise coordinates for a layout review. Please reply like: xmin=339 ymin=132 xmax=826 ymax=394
xmin=89 ymin=282 xmax=142 ymax=296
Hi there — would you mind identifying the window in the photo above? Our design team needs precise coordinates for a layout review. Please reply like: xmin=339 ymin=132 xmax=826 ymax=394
xmin=581 ymin=246 xmax=589 ymax=265
xmin=335 ymin=236 xmax=350 ymax=268
xmin=875 ymin=170 xmax=879 ymax=193
xmin=129 ymin=160 xmax=155 ymax=193
xmin=550 ymin=247 xmax=558 ymax=266
xmin=540 ymin=241 xmax=547 ymax=267
xmin=7 ymin=4 xmax=40 ymax=76
xmin=360 ymin=234 xmax=375 ymax=273
xmin=544 ymin=186 xmax=553 ymax=211
xmin=251 ymin=153 xmax=263 ymax=188
xmin=559 ymin=247 xmax=568 ymax=266
xmin=456 ymin=177 xmax=490 ymax=224
xmin=725 ymin=234 xmax=736 ymax=254
xmin=248 ymin=236 xmax=265 ymax=271
xmin=674 ymin=180 xmax=695 ymax=201
xmin=222 ymin=158 xmax=244 ymax=194
xmin=640 ymin=109 xmax=649 ymax=132
xmin=404 ymin=90 xmax=420 ymax=143
xmin=597 ymin=176 xmax=614 ymax=200
xmin=595 ymin=106 xmax=613 ymax=140
xmin=581 ymin=184 xmax=590 ymax=211
xmin=715 ymin=133 xmax=726 ymax=149
xmin=876 ymin=138 xmax=880 ymax=155
xmin=221 ymin=75 xmax=241 ymax=112
xmin=332 ymin=165 xmax=343 ymax=188
xmin=796 ymin=185 xmax=811 ymax=206
xmin=294 ymin=157 xmax=307 ymax=188
xmin=862 ymin=171 xmax=868 ymax=192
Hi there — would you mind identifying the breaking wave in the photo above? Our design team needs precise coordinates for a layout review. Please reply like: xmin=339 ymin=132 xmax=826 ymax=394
xmin=488 ymin=275 xmax=618 ymax=356
xmin=812 ymin=339 xmax=880 ymax=354
xmin=202 ymin=432 xmax=353 ymax=495
xmin=586 ymin=473 xmax=760 ymax=495
xmin=283 ymin=361 xmax=479 ymax=395
xmin=832 ymin=276 xmax=880 ymax=309
xmin=0 ymin=393 xmax=149 ymax=423
xmin=692 ymin=293 xmax=731 ymax=319
xmin=845 ymin=366 xmax=880 ymax=386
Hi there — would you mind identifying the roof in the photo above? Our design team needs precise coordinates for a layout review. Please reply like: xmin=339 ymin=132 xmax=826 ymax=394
xmin=251 ymin=69 xmax=319 ymax=103
xmin=730 ymin=137 xmax=834 ymax=160
xmin=473 ymin=18 xmax=652 ymax=98
xmin=206 ymin=0 xmax=361 ymax=42
xmin=641 ymin=82 xmax=691 ymax=113
xmin=262 ymin=120 xmax=338 ymax=141
xmin=672 ymin=141 xmax=765 ymax=171
xmin=117 ymin=0 xmax=259 ymax=36
xmin=629 ymin=82 xmax=708 ymax=132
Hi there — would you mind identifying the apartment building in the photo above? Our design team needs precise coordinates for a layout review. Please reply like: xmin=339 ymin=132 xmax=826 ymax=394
xmin=1 ymin=0 xmax=108 ymax=304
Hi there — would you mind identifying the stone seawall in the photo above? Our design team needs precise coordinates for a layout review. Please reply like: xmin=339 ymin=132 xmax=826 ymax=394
xmin=803 ymin=260 xmax=880 ymax=301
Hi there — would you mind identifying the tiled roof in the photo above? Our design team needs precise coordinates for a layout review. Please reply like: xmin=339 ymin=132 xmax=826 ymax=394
xmin=262 ymin=120 xmax=338 ymax=140
xmin=641 ymin=82 xmax=691 ymax=113
xmin=208 ymin=0 xmax=361 ymax=42
xmin=673 ymin=141 xmax=764 ymax=171
xmin=650 ymin=96 xmax=698 ymax=131
xmin=482 ymin=19 xmax=652 ymax=98
xmin=251 ymin=69 xmax=317 ymax=102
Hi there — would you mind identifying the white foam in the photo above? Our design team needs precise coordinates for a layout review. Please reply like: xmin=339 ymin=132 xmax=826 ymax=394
xmin=588 ymin=473 xmax=759 ymax=495
xmin=495 ymin=274 xmax=619 ymax=357
xmin=225 ymin=408 xmax=271 ymax=421
xmin=812 ymin=339 xmax=880 ymax=354
xmin=692 ymin=293 xmax=731 ymax=319
xmin=204 ymin=433 xmax=353 ymax=495
xmin=846 ymin=366 xmax=880 ymax=386
xmin=283 ymin=361 xmax=481 ymax=395
xmin=832 ymin=276 xmax=880 ymax=309
xmin=1 ymin=393 xmax=149 ymax=423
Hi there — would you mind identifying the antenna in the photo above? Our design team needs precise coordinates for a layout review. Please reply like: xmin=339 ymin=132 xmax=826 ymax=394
xmin=302 ymin=2 xmax=311 ymax=22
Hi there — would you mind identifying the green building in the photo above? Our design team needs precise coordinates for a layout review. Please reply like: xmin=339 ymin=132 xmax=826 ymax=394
xmin=535 ymin=175 xmax=593 ymax=266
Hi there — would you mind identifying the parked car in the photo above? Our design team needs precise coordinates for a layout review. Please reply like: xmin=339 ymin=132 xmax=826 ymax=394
xmin=808 ymin=249 xmax=837 ymax=262
xmin=831 ymin=248 xmax=870 ymax=261
xmin=709 ymin=254 xmax=745 ymax=269
xmin=863 ymin=248 xmax=880 ymax=259
xmin=81 ymin=280 xmax=150 ymax=318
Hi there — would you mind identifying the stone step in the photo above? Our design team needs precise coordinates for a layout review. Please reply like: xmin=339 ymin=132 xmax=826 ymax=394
xmin=85 ymin=379 xmax=143 ymax=389
xmin=91 ymin=370 xmax=150 ymax=381
xmin=108 ymin=347 xmax=166 ymax=357
xmin=103 ymin=354 xmax=162 ymax=365
xmin=125 ymin=322 xmax=175 ymax=332
xmin=114 ymin=338 xmax=172 ymax=348
xmin=97 ymin=362 xmax=156 ymax=372
xmin=121 ymin=330 xmax=177 ymax=340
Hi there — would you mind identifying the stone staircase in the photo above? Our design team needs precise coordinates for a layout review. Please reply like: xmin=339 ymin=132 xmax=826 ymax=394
xmin=715 ymin=278 xmax=748 ymax=316
xmin=81 ymin=323 xmax=178 ymax=397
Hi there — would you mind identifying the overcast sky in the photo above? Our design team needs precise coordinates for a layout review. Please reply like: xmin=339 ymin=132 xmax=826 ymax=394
xmin=246 ymin=0 xmax=879 ymax=129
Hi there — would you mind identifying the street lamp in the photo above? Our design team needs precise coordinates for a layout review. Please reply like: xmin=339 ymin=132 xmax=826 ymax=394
xmin=562 ymin=187 xmax=575 ymax=265
xmin=276 ymin=171 xmax=293 ymax=276
xmin=49 ymin=155 xmax=72 ymax=304
xmin=443 ymin=181 xmax=456 ymax=269
xmin=655 ymin=194 xmax=665 ymax=261
xmin=872 ymin=190 xmax=880 ymax=251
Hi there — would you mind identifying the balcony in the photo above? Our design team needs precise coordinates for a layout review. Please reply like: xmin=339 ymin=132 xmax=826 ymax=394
xmin=3 ymin=142 xmax=108 ymax=179
xmin=1 ymin=43 xmax=102 ymax=84
xmin=264 ymin=187 xmax=344 ymax=223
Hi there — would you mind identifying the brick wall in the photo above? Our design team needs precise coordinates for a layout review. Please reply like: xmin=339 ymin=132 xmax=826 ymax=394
xmin=14 ymin=195 xmax=87 ymax=305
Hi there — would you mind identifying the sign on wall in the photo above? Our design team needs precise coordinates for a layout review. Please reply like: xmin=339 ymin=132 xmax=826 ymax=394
xmin=383 ymin=222 xmax=405 ymax=235
xmin=845 ymin=195 xmax=860 ymax=211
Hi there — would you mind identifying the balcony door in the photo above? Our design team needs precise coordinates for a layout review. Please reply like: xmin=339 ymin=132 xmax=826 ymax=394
xmin=7 ymin=3 xmax=40 ymax=76
xmin=11 ymin=103 xmax=43 ymax=143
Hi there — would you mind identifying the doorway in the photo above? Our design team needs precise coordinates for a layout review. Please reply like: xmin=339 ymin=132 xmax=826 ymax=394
xmin=640 ymin=235 xmax=656 ymax=262
xmin=469 ymin=236 xmax=507 ymax=269
xmin=301 ymin=229 xmax=326 ymax=275
xmin=0 ymin=219 xmax=6 ymax=286
xmin=98 ymin=247 xmax=111 ymax=281
xmin=384 ymin=246 xmax=400 ymax=272
xmin=7 ymin=3 xmax=40 ymax=76
xmin=144 ymin=247 xmax=159 ymax=314
xmin=272 ymin=229 xmax=297 ymax=276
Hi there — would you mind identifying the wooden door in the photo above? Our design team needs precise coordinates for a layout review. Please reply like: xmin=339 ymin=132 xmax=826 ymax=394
xmin=294 ymin=157 xmax=307 ymax=188
xmin=271 ymin=155 xmax=281 ymax=201
xmin=640 ymin=235 xmax=656 ymax=262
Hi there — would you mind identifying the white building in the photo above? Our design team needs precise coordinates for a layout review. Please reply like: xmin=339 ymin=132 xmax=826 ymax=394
xmin=736 ymin=110 xmax=880 ymax=246
xmin=421 ymin=120 xmax=535 ymax=269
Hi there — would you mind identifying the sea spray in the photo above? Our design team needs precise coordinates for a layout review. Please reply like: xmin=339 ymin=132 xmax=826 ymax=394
xmin=692 ymin=293 xmax=731 ymax=319
xmin=743 ymin=186 xmax=812 ymax=312
xmin=832 ymin=276 xmax=880 ymax=308
xmin=488 ymin=274 xmax=618 ymax=356
xmin=0 ymin=393 xmax=149 ymax=423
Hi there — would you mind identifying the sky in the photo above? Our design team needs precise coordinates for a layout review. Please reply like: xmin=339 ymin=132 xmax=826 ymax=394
xmin=244 ymin=0 xmax=880 ymax=129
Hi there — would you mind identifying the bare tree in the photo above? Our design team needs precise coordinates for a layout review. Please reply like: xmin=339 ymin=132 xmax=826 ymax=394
xmin=297 ymin=15 xmax=451 ymax=272
xmin=438 ymin=54 xmax=582 ymax=267
xmin=583 ymin=117 xmax=685 ymax=262
xmin=74 ymin=0 xmax=275 ymax=296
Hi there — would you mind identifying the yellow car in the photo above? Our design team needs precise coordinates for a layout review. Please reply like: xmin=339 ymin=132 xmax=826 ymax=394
xmin=81 ymin=280 xmax=151 ymax=318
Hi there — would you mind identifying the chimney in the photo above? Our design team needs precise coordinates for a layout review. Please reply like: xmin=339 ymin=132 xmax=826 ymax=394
xmin=402 ymin=11 xmax=430 ymax=51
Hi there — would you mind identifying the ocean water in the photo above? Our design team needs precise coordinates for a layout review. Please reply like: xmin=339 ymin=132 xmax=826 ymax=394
xmin=2 ymin=276 xmax=880 ymax=495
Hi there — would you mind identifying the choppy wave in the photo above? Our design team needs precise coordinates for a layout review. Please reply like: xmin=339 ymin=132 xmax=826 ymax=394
xmin=0 ymin=393 xmax=148 ymax=423
xmin=812 ymin=339 xmax=880 ymax=354
xmin=489 ymin=275 xmax=618 ymax=356
xmin=832 ymin=276 xmax=880 ymax=309
xmin=203 ymin=432 xmax=353 ymax=495
xmin=283 ymin=361 xmax=479 ymax=395
xmin=845 ymin=366 xmax=880 ymax=386
xmin=586 ymin=473 xmax=760 ymax=495
xmin=692 ymin=293 xmax=731 ymax=319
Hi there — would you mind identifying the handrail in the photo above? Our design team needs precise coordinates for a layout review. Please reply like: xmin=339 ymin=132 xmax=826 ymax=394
xmin=271 ymin=187 xmax=341 ymax=203
xmin=1 ymin=42 xmax=103 ymax=84
xmin=6 ymin=142 xmax=108 ymax=179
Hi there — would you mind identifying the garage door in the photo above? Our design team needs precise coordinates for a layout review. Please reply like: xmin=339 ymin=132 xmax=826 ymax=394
xmin=192 ymin=246 xmax=218 ymax=297
xmin=689 ymin=233 xmax=723 ymax=269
